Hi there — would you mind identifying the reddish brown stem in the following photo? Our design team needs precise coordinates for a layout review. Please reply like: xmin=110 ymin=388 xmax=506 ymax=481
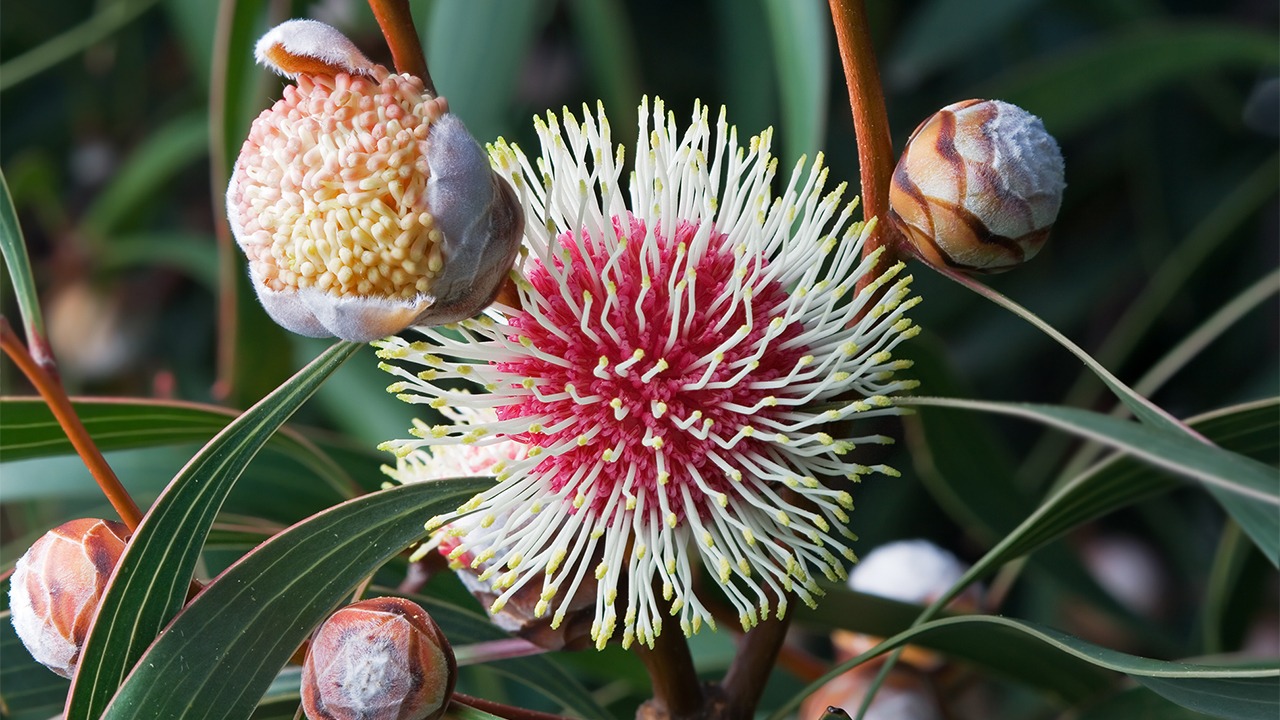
xmin=828 ymin=0 xmax=901 ymax=291
xmin=634 ymin=627 xmax=705 ymax=718
xmin=368 ymin=0 xmax=433 ymax=92
xmin=209 ymin=0 xmax=237 ymax=402
xmin=1 ymin=317 xmax=144 ymax=530
xmin=721 ymin=612 xmax=793 ymax=717
xmin=451 ymin=691 xmax=571 ymax=720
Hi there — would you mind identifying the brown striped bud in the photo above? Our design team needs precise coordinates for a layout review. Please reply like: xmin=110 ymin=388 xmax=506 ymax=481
xmin=301 ymin=597 xmax=455 ymax=720
xmin=8 ymin=518 xmax=130 ymax=678
xmin=228 ymin=20 xmax=523 ymax=343
xmin=889 ymin=99 xmax=1065 ymax=273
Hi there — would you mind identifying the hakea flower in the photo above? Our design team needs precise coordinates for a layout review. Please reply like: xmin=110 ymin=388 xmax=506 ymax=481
xmin=376 ymin=98 xmax=921 ymax=649
xmin=227 ymin=20 xmax=522 ymax=342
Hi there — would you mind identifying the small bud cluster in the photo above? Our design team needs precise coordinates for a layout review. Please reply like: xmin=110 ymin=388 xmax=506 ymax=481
xmin=8 ymin=518 xmax=130 ymax=678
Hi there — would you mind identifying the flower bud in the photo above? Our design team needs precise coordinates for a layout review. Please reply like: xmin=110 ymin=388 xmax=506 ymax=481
xmin=8 ymin=518 xmax=130 ymax=678
xmin=228 ymin=20 xmax=524 ymax=343
xmin=302 ymin=596 xmax=455 ymax=720
xmin=889 ymin=99 xmax=1064 ymax=273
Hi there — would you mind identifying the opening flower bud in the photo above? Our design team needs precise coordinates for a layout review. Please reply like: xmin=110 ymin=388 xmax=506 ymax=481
xmin=228 ymin=20 xmax=524 ymax=342
xmin=302 ymin=596 xmax=456 ymax=720
xmin=8 ymin=518 xmax=130 ymax=678
xmin=889 ymin=99 xmax=1065 ymax=273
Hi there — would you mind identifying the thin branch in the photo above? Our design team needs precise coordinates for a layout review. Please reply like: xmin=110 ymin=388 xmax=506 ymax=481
xmin=634 ymin=626 xmax=704 ymax=718
xmin=827 ymin=0 xmax=899 ymax=292
xmin=721 ymin=612 xmax=794 ymax=717
xmin=0 ymin=317 xmax=143 ymax=529
xmin=209 ymin=0 xmax=237 ymax=401
xmin=367 ymin=0 xmax=432 ymax=92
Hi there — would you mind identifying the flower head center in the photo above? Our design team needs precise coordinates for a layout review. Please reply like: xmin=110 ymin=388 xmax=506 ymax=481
xmin=498 ymin=214 xmax=805 ymax=521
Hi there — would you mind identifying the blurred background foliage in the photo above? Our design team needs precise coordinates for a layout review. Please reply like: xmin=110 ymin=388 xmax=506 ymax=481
xmin=1 ymin=0 xmax=1277 ymax=718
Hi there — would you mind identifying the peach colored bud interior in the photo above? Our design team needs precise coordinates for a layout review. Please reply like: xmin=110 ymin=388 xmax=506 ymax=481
xmin=231 ymin=71 xmax=449 ymax=301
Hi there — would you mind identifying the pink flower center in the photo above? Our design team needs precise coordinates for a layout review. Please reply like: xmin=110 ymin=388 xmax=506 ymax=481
xmin=497 ymin=214 xmax=806 ymax=522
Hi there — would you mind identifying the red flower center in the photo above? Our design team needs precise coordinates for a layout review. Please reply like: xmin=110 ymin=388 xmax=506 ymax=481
xmin=496 ymin=214 xmax=807 ymax=521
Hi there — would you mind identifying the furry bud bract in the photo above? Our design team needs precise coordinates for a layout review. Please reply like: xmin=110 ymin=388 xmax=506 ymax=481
xmin=8 ymin=518 xmax=130 ymax=678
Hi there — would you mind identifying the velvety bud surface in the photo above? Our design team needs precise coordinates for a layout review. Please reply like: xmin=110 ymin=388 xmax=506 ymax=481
xmin=8 ymin=518 xmax=130 ymax=678
xmin=302 ymin=597 xmax=455 ymax=720
xmin=890 ymin=99 xmax=1065 ymax=273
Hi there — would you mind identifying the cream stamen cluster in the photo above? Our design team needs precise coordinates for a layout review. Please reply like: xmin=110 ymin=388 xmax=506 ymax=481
xmin=231 ymin=70 xmax=448 ymax=300
xmin=377 ymin=99 xmax=921 ymax=649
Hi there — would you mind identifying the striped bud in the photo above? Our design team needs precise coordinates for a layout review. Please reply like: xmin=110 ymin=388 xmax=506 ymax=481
xmin=302 ymin=597 xmax=455 ymax=720
xmin=889 ymin=99 xmax=1065 ymax=273
xmin=8 ymin=518 xmax=130 ymax=678
xmin=228 ymin=20 xmax=523 ymax=342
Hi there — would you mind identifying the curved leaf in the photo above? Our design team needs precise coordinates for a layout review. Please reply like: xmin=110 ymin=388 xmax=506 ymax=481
xmin=65 ymin=341 xmax=361 ymax=720
xmin=899 ymin=396 xmax=1278 ymax=505
xmin=0 ymin=170 xmax=45 ymax=350
xmin=81 ymin=113 xmax=209 ymax=236
xmin=0 ymin=397 xmax=359 ymax=502
xmin=101 ymin=477 xmax=492 ymax=719
xmin=777 ymin=614 xmax=1279 ymax=720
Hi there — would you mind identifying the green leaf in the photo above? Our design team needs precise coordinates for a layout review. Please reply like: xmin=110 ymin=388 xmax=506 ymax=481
xmin=900 ymin=399 xmax=1279 ymax=660
xmin=0 ymin=397 xmax=359 ymax=502
xmin=1080 ymin=687 xmax=1217 ymax=720
xmin=983 ymin=24 xmax=1280 ymax=137
xmin=1 ymin=606 xmax=71 ymax=720
xmin=761 ymin=0 xmax=829 ymax=162
xmin=382 ymin=588 xmax=612 ymax=719
xmin=777 ymin=614 xmax=1279 ymax=720
xmin=425 ymin=0 xmax=548 ymax=143
xmin=798 ymin=588 xmax=1111 ymax=703
xmin=712 ymin=0 xmax=777 ymax=137
xmin=1203 ymin=521 xmax=1271 ymax=655
xmin=0 ymin=170 xmax=45 ymax=349
xmin=899 ymin=396 xmax=1279 ymax=506
xmin=64 ymin=342 xmax=361 ymax=720
xmin=98 ymin=232 xmax=220 ymax=289
xmin=100 ymin=478 xmax=492 ymax=719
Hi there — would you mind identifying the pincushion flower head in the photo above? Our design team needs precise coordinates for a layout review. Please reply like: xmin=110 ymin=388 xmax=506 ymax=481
xmin=227 ymin=20 xmax=523 ymax=342
xmin=377 ymin=98 xmax=921 ymax=649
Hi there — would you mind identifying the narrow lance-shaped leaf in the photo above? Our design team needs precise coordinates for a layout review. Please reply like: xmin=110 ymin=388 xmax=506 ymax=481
xmin=64 ymin=341 xmax=362 ymax=720
xmin=898 ymin=396 xmax=1278 ymax=506
xmin=774 ymin=614 xmax=1278 ymax=720
xmin=0 ymin=170 xmax=46 ymax=352
xmin=101 ymin=478 xmax=493 ymax=720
